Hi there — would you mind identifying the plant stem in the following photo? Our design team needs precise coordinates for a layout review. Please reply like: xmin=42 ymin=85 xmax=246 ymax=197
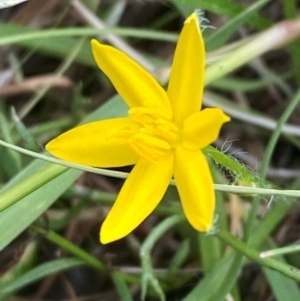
xmin=216 ymin=229 xmax=300 ymax=282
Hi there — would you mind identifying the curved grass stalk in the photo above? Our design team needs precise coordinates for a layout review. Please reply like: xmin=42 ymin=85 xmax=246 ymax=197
xmin=1 ymin=138 xmax=300 ymax=214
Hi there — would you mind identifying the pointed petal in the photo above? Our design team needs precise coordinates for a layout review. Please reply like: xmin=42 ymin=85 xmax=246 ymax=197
xmin=182 ymin=108 xmax=230 ymax=150
xmin=167 ymin=13 xmax=205 ymax=122
xmin=174 ymin=147 xmax=214 ymax=232
xmin=100 ymin=155 xmax=174 ymax=244
xmin=91 ymin=40 xmax=171 ymax=114
xmin=46 ymin=118 xmax=138 ymax=167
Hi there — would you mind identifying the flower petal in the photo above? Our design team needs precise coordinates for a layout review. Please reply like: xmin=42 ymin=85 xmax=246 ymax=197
xmin=167 ymin=12 xmax=205 ymax=122
xmin=100 ymin=155 xmax=174 ymax=244
xmin=91 ymin=40 xmax=171 ymax=114
xmin=46 ymin=118 xmax=138 ymax=167
xmin=174 ymin=147 xmax=214 ymax=232
xmin=182 ymin=108 xmax=230 ymax=150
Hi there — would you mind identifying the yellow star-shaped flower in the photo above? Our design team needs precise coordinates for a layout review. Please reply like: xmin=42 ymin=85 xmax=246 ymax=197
xmin=46 ymin=12 xmax=230 ymax=244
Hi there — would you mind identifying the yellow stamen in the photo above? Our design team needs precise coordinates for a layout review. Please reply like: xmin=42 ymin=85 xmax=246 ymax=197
xmin=129 ymin=107 xmax=171 ymax=126
xmin=128 ymin=132 xmax=171 ymax=162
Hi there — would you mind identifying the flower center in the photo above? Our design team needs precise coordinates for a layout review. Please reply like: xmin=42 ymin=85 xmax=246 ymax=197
xmin=111 ymin=107 xmax=181 ymax=162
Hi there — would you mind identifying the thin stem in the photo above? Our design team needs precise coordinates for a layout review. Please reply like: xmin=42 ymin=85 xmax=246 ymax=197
xmin=32 ymin=225 xmax=140 ymax=286
xmin=260 ymin=88 xmax=300 ymax=178
xmin=140 ymin=215 xmax=183 ymax=301
xmin=0 ymin=27 xmax=177 ymax=46
xmin=246 ymin=88 xmax=300 ymax=238
xmin=32 ymin=225 xmax=106 ymax=271
xmin=260 ymin=244 xmax=300 ymax=258
xmin=216 ymin=229 xmax=300 ymax=282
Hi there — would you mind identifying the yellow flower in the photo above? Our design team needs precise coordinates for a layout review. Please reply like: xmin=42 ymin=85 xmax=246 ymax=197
xmin=46 ymin=12 xmax=230 ymax=244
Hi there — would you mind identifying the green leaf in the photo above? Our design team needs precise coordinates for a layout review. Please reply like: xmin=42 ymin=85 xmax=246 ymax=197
xmin=1 ymin=258 xmax=84 ymax=295
xmin=111 ymin=271 xmax=134 ymax=301
xmin=206 ymin=0 xmax=272 ymax=50
xmin=182 ymin=253 xmax=240 ymax=301
xmin=140 ymin=216 xmax=183 ymax=301
xmin=198 ymin=232 xmax=223 ymax=275
xmin=0 ymin=22 xmax=177 ymax=67
xmin=283 ymin=0 xmax=300 ymax=85
xmin=263 ymin=241 xmax=300 ymax=301
xmin=264 ymin=268 xmax=300 ymax=301
xmin=170 ymin=0 xmax=272 ymax=30
xmin=0 ymin=22 xmax=94 ymax=66
xmin=210 ymin=74 xmax=292 ymax=92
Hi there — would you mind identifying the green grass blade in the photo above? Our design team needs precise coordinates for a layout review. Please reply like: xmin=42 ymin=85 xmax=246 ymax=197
xmin=263 ymin=241 xmax=300 ymax=301
xmin=0 ymin=22 xmax=94 ymax=65
xmin=1 ymin=258 xmax=84 ymax=295
xmin=260 ymin=88 xmax=300 ymax=177
xmin=206 ymin=0 xmax=272 ymax=50
xmin=0 ymin=164 xmax=69 ymax=211
xmin=111 ymin=271 xmax=134 ymax=301
xmin=198 ymin=232 xmax=223 ymax=275
xmin=283 ymin=0 xmax=300 ymax=85
xmin=0 ymin=113 xmax=22 ymax=177
xmin=0 ymin=22 xmax=177 ymax=67
xmin=0 ymin=160 xmax=81 ymax=252
xmin=182 ymin=251 xmax=241 ymax=301
xmin=140 ymin=216 xmax=183 ymax=301
xmin=264 ymin=267 xmax=300 ymax=301
xmin=171 ymin=0 xmax=272 ymax=29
